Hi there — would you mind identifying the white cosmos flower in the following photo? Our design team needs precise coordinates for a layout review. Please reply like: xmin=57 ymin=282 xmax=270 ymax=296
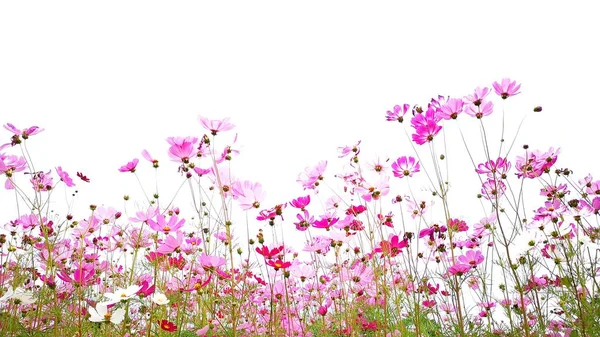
xmin=88 ymin=303 xmax=125 ymax=324
xmin=103 ymin=285 xmax=142 ymax=304
xmin=0 ymin=287 xmax=36 ymax=305
xmin=150 ymin=292 xmax=169 ymax=306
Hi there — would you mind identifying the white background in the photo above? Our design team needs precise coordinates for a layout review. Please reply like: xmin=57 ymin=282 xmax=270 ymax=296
xmin=1 ymin=2 xmax=599 ymax=235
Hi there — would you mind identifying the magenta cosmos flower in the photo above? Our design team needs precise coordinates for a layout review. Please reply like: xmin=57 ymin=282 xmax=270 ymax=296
xmin=391 ymin=156 xmax=420 ymax=178
xmin=410 ymin=114 xmax=442 ymax=145
xmin=198 ymin=116 xmax=235 ymax=136
xmin=492 ymin=78 xmax=521 ymax=99
xmin=385 ymin=104 xmax=410 ymax=123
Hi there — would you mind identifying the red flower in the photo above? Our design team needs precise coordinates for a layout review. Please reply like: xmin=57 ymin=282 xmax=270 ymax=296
xmin=266 ymin=259 xmax=291 ymax=270
xmin=158 ymin=319 xmax=177 ymax=332
xmin=77 ymin=171 xmax=90 ymax=182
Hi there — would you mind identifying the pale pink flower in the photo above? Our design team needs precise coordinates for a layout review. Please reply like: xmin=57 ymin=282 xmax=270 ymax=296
xmin=56 ymin=166 xmax=75 ymax=187
xmin=231 ymin=180 xmax=266 ymax=210
xmin=198 ymin=116 xmax=235 ymax=136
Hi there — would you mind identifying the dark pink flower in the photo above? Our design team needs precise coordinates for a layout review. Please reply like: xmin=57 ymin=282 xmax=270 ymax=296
xmin=118 ymin=158 xmax=139 ymax=173
xmin=492 ymin=78 xmax=521 ymax=99
xmin=198 ymin=116 xmax=235 ymax=136
xmin=290 ymin=195 xmax=310 ymax=211
xmin=411 ymin=117 xmax=442 ymax=145
xmin=77 ymin=171 xmax=90 ymax=182
xmin=448 ymin=263 xmax=471 ymax=276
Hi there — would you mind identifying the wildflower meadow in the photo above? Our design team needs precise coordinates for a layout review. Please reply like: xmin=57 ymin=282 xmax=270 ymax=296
xmin=1 ymin=79 xmax=599 ymax=337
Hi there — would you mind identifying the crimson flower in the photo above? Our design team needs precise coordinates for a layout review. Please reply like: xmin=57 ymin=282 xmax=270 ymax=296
xmin=77 ymin=171 xmax=90 ymax=182
xmin=266 ymin=259 xmax=291 ymax=270
xmin=198 ymin=116 xmax=235 ymax=136
xmin=158 ymin=320 xmax=177 ymax=332
xmin=492 ymin=78 xmax=521 ymax=99
xmin=118 ymin=158 xmax=139 ymax=173
xmin=256 ymin=245 xmax=284 ymax=259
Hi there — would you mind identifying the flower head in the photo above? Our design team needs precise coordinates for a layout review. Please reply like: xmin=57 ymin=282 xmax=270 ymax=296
xmin=88 ymin=303 xmax=124 ymax=324
xmin=199 ymin=116 xmax=235 ymax=136
xmin=118 ymin=158 xmax=139 ymax=173
xmin=391 ymin=156 xmax=420 ymax=178
xmin=493 ymin=78 xmax=521 ymax=99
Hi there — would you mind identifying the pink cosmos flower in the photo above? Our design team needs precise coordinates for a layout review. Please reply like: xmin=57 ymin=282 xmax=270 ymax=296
xmin=290 ymin=195 xmax=310 ymax=211
xmin=293 ymin=210 xmax=315 ymax=231
xmin=3 ymin=123 xmax=44 ymax=145
xmin=313 ymin=212 xmax=339 ymax=230
xmin=129 ymin=205 xmax=159 ymax=223
xmin=438 ymin=98 xmax=465 ymax=120
xmin=118 ymin=158 xmax=139 ymax=173
xmin=357 ymin=176 xmax=390 ymax=202
xmin=464 ymin=87 xmax=491 ymax=106
xmin=56 ymin=166 xmax=75 ymax=187
xmin=0 ymin=154 xmax=26 ymax=189
xmin=448 ymin=263 xmax=471 ymax=276
xmin=199 ymin=254 xmax=226 ymax=269
xmin=475 ymin=157 xmax=511 ymax=179
xmin=464 ymin=100 xmax=494 ymax=119
xmin=338 ymin=140 xmax=361 ymax=158
xmin=492 ymin=78 xmax=521 ymax=99
xmin=297 ymin=160 xmax=327 ymax=190
xmin=166 ymin=136 xmax=198 ymax=163
xmin=198 ymin=116 xmax=235 ymax=136
xmin=156 ymin=231 xmax=184 ymax=255
xmin=142 ymin=149 xmax=159 ymax=168
xmin=391 ymin=156 xmax=420 ymax=178
xmin=458 ymin=250 xmax=485 ymax=267
xmin=147 ymin=214 xmax=185 ymax=234
xmin=57 ymin=264 xmax=96 ymax=287
xmin=386 ymin=104 xmax=410 ymax=123
xmin=374 ymin=234 xmax=408 ymax=257
xmin=29 ymin=171 xmax=53 ymax=192
xmin=481 ymin=179 xmax=506 ymax=200
xmin=231 ymin=180 xmax=266 ymax=210
xmin=411 ymin=117 xmax=442 ymax=145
